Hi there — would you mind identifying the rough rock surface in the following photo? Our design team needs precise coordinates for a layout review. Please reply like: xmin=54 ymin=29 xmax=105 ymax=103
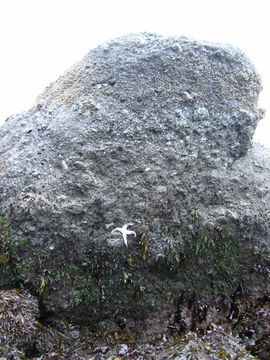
xmin=0 ymin=34 xmax=270 ymax=353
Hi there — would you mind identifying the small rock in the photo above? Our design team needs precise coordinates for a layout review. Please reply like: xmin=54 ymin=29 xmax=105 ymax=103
xmin=69 ymin=330 xmax=80 ymax=340
xmin=94 ymin=346 xmax=109 ymax=354
xmin=155 ymin=185 xmax=167 ymax=193
xmin=118 ymin=344 xmax=129 ymax=356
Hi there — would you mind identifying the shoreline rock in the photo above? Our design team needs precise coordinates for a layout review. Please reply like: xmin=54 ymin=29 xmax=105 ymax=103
xmin=0 ymin=34 xmax=270 ymax=358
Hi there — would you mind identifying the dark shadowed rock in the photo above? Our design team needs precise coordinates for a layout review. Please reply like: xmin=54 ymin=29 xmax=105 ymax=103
xmin=0 ymin=34 xmax=270 ymax=341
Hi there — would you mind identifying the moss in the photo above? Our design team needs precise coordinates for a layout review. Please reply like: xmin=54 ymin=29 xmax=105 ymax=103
xmin=0 ymin=215 xmax=14 ymax=257
xmin=66 ymin=217 xmax=246 ymax=319
xmin=64 ymin=235 xmax=157 ymax=315
xmin=159 ymin=221 xmax=247 ymax=300
xmin=0 ymin=215 xmax=34 ymax=287
xmin=1 ymin=212 xmax=266 ymax=330
xmin=185 ymin=225 xmax=243 ymax=295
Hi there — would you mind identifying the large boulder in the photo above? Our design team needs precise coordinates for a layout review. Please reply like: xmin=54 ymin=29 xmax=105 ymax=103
xmin=0 ymin=33 xmax=269 ymax=336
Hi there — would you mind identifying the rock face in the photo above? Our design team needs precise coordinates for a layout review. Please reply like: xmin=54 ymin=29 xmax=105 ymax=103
xmin=0 ymin=33 xmax=270 ymax=337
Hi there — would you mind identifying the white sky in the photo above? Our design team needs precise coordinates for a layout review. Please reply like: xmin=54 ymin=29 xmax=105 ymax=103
xmin=0 ymin=0 xmax=269 ymax=146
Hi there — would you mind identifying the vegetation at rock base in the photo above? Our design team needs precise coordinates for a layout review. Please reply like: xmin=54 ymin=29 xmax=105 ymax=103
xmin=0 ymin=215 xmax=33 ymax=287
xmin=165 ymin=225 xmax=242 ymax=296
xmin=1 ymin=212 xmax=268 ymax=313
xmin=43 ymin=212 xmax=266 ymax=323
xmin=162 ymin=326 xmax=257 ymax=360
xmin=0 ymin=289 xmax=39 ymax=341
xmin=1 ymin=213 xmax=270 ymax=358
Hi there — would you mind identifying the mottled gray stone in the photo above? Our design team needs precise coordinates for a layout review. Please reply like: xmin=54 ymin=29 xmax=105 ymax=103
xmin=0 ymin=33 xmax=269 ymax=331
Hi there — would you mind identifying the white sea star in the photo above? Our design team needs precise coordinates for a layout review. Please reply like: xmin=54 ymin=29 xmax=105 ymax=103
xmin=111 ymin=223 xmax=136 ymax=247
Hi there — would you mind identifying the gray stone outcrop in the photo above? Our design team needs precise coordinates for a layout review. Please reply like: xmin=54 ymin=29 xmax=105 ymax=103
xmin=0 ymin=34 xmax=269 ymax=333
